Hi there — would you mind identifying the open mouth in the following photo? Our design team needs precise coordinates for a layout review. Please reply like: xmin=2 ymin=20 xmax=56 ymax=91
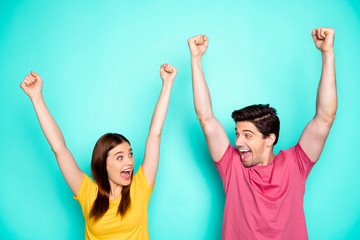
xmin=120 ymin=168 xmax=132 ymax=180
xmin=239 ymin=149 xmax=252 ymax=161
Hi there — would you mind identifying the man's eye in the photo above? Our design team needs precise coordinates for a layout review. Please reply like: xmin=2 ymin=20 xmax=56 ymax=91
xmin=245 ymin=134 xmax=251 ymax=138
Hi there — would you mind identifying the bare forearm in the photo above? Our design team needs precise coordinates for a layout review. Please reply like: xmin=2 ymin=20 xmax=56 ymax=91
xmin=142 ymin=64 xmax=176 ymax=186
xmin=187 ymin=35 xmax=230 ymax=161
xmin=143 ymin=84 xmax=171 ymax=185
xmin=148 ymin=82 xmax=173 ymax=136
xmin=21 ymin=72 xmax=83 ymax=194
xmin=191 ymin=56 xmax=214 ymax=122
xmin=31 ymin=94 xmax=67 ymax=153
xmin=315 ymin=51 xmax=337 ymax=123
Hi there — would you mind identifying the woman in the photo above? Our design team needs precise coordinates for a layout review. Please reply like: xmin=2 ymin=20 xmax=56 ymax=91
xmin=20 ymin=63 xmax=177 ymax=239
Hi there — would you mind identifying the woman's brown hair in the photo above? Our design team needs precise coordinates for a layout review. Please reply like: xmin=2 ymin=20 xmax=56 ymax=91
xmin=89 ymin=133 xmax=133 ymax=221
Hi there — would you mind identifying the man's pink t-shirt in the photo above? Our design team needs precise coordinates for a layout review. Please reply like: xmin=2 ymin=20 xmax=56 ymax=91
xmin=214 ymin=143 xmax=315 ymax=240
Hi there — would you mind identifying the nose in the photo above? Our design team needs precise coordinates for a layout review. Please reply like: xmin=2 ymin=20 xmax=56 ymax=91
xmin=235 ymin=135 xmax=245 ymax=148
xmin=125 ymin=156 xmax=134 ymax=166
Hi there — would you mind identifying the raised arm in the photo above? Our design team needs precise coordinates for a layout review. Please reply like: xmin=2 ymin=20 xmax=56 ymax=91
xmin=188 ymin=35 xmax=230 ymax=162
xmin=20 ymin=72 xmax=83 ymax=195
xmin=299 ymin=27 xmax=337 ymax=162
xmin=142 ymin=64 xmax=177 ymax=187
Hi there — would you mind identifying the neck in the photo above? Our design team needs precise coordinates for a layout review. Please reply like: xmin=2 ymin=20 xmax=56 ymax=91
xmin=108 ymin=179 xmax=123 ymax=201
xmin=258 ymin=150 xmax=276 ymax=166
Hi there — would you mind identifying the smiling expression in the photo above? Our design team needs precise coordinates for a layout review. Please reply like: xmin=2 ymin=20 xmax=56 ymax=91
xmin=235 ymin=121 xmax=275 ymax=167
xmin=106 ymin=142 xmax=134 ymax=187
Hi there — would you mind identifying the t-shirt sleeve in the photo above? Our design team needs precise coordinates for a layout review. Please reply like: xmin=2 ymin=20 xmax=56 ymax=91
xmin=74 ymin=173 xmax=98 ymax=210
xmin=132 ymin=165 xmax=153 ymax=203
xmin=293 ymin=143 xmax=315 ymax=179
xmin=214 ymin=144 xmax=238 ymax=191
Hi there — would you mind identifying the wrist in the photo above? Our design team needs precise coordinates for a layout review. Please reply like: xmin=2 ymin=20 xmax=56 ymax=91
xmin=321 ymin=49 xmax=334 ymax=57
xmin=191 ymin=55 xmax=202 ymax=63
xmin=321 ymin=51 xmax=335 ymax=61
xmin=30 ymin=93 xmax=44 ymax=103
xmin=162 ymin=80 xmax=173 ymax=89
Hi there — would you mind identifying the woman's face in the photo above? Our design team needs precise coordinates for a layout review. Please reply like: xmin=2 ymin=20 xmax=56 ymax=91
xmin=106 ymin=142 xmax=134 ymax=187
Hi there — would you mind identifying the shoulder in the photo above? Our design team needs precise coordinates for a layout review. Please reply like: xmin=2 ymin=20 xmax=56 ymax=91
xmin=279 ymin=143 xmax=312 ymax=161
xmin=275 ymin=143 xmax=314 ymax=177
xmin=82 ymin=173 xmax=98 ymax=189
xmin=214 ymin=144 xmax=242 ymax=181
xmin=74 ymin=173 xmax=98 ymax=203
xmin=132 ymin=165 xmax=154 ymax=195
xmin=215 ymin=144 xmax=239 ymax=165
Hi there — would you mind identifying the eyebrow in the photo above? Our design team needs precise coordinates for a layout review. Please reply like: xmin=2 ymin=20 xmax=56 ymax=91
xmin=235 ymin=128 xmax=255 ymax=134
xmin=114 ymin=148 xmax=133 ymax=156
xmin=243 ymin=130 xmax=255 ymax=134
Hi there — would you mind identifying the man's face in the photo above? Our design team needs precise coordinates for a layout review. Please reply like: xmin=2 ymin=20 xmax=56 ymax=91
xmin=235 ymin=121 xmax=271 ymax=167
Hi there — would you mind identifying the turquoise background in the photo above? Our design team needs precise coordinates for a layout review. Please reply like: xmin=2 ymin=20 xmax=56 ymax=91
xmin=1 ymin=0 xmax=359 ymax=239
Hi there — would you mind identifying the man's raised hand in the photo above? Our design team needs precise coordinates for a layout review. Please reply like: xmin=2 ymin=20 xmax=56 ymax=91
xmin=312 ymin=27 xmax=335 ymax=53
xmin=187 ymin=35 xmax=209 ymax=58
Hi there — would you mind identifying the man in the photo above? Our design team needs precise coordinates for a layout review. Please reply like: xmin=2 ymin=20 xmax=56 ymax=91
xmin=187 ymin=27 xmax=336 ymax=240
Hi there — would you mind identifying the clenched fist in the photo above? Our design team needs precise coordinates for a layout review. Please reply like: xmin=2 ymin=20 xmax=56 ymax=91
xmin=20 ymin=71 xmax=43 ymax=99
xmin=312 ymin=27 xmax=335 ymax=53
xmin=187 ymin=35 xmax=209 ymax=58
xmin=160 ymin=63 xmax=178 ymax=84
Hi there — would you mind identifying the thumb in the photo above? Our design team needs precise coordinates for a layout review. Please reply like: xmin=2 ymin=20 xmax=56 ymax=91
xmin=160 ymin=64 xmax=166 ymax=73
xmin=20 ymin=81 xmax=26 ymax=89
xmin=311 ymin=29 xmax=318 ymax=42
xmin=31 ymin=71 xmax=41 ymax=81
xmin=203 ymin=34 xmax=209 ymax=45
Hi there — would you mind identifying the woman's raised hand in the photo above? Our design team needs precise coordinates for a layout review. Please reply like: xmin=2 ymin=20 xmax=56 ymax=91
xmin=160 ymin=63 xmax=178 ymax=84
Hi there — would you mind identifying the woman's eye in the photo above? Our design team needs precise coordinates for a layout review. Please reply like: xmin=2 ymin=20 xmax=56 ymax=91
xmin=129 ymin=153 xmax=133 ymax=157
xmin=117 ymin=156 xmax=123 ymax=160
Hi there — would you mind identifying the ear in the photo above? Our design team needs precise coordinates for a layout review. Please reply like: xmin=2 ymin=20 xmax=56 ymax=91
xmin=266 ymin=133 xmax=276 ymax=147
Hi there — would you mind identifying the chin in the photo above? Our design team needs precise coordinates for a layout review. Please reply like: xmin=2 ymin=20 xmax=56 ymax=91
xmin=121 ymin=180 xmax=131 ymax=186
xmin=241 ymin=161 xmax=253 ymax=168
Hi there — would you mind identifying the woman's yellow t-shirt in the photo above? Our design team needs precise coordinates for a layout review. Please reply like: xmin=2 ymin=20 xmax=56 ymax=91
xmin=74 ymin=165 xmax=153 ymax=240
